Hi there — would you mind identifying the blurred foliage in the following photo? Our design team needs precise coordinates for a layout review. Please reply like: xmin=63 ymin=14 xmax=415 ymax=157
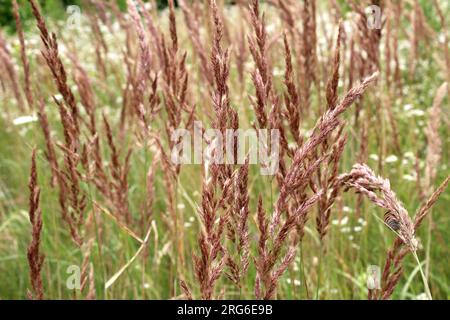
xmin=0 ymin=0 xmax=173 ymax=32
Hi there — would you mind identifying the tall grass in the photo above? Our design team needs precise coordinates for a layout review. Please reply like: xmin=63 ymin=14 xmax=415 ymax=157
xmin=0 ymin=0 xmax=448 ymax=300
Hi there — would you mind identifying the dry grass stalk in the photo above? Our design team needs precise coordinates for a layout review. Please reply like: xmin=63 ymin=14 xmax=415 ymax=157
xmin=423 ymin=82 xmax=448 ymax=196
xmin=89 ymin=0 xmax=111 ymax=31
xmin=36 ymin=97 xmax=59 ymax=187
xmin=335 ymin=163 xmax=434 ymax=299
xmin=209 ymin=0 xmax=238 ymax=187
xmin=350 ymin=1 xmax=381 ymax=76
xmin=127 ymin=0 xmax=152 ymax=135
xmin=29 ymin=1 xmax=87 ymax=245
xmin=12 ymin=0 xmax=33 ymax=110
xmin=234 ymin=14 xmax=248 ymax=89
xmin=337 ymin=163 xmax=417 ymax=251
xmin=298 ymin=0 xmax=318 ymax=115
xmin=134 ymin=0 xmax=163 ymax=66
xmin=178 ymin=0 xmax=213 ymax=86
xmin=415 ymin=175 xmax=450 ymax=230
xmin=271 ymin=72 xmax=378 ymax=233
xmin=29 ymin=0 xmax=80 ymax=138
xmin=247 ymin=0 xmax=272 ymax=128
xmin=80 ymin=239 xmax=96 ymax=299
xmin=150 ymin=0 xmax=198 ymax=277
xmin=27 ymin=149 xmax=45 ymax=300
xmin=421 ymin=82 xmax=447 ymax=282
xmin=86 ymin=12 xmax=108 ymax=79
xmin=256 ymin=192 xmax=322 ymax=299
xmin=103 ymin=114 xmax=133 ymax=224
xmin=180 ymin=279 xmax=193 ymax=300
xmin=326 ymin=21 xmax=343 ymax=111
xmin=68 ymin=52 xmax=97 ymax=135
xmin=374 ymin=175 xmax=450 ymax=300
xmin=282 ymin=33 xmax=301 ymax=145
xmin=408 ymin=0 xmax=433 ymax=79
xmin=225 ymin=159 xmax=250 ymax=289
xmin=0 ymin=37 xmax=24 ymax=112
xmin=432 ymin=0 xmax=450 ymax=98
xmin=85 ymin=263 xmax=96 ymax=300
xmin=193 ymin=162 xmax=228 ymax=300
xmin=314 ymin=22 xmax=346 ymax=241
xmin=316 ymin=133 xmax=348 ymax=240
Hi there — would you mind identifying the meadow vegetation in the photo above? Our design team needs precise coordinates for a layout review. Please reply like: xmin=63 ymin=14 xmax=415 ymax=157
xmin=0 ymin=0 xmax=448 ymax=300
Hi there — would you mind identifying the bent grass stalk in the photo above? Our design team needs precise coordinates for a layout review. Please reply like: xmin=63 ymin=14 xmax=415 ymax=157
xmin=372 ymin=213 xmax=432 ymax=300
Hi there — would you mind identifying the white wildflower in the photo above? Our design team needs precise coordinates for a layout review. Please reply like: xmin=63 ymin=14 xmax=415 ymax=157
xmin=13 ymin=115 xmax=38 ymax=126
xmin=415 ymin=293 xmax=429 ymax=300
xmin=312 ymin=256 xmax=319 ymax=266
xmin=404 ymin=151 xmax=415 ymax=159
xmin=340 ymin=216 xmax=349 ymax=225
xmin=403 ymin=104 xmax=413 ymax=111
xmin=403 ymin=174 xmax=416 ymax=182
xmin=340 ymin=227 xmax=351 ymax=233
xmin=385 ymin=155 xmax=398 ymax=163
xmin=408 ymin=109 xmax=425 ymax=117
xmin=177 ymin=203 xmax=185 ymax=210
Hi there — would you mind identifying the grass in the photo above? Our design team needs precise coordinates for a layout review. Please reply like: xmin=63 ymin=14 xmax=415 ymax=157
xmin=0 ymin=0 xmax=449 ymax=300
